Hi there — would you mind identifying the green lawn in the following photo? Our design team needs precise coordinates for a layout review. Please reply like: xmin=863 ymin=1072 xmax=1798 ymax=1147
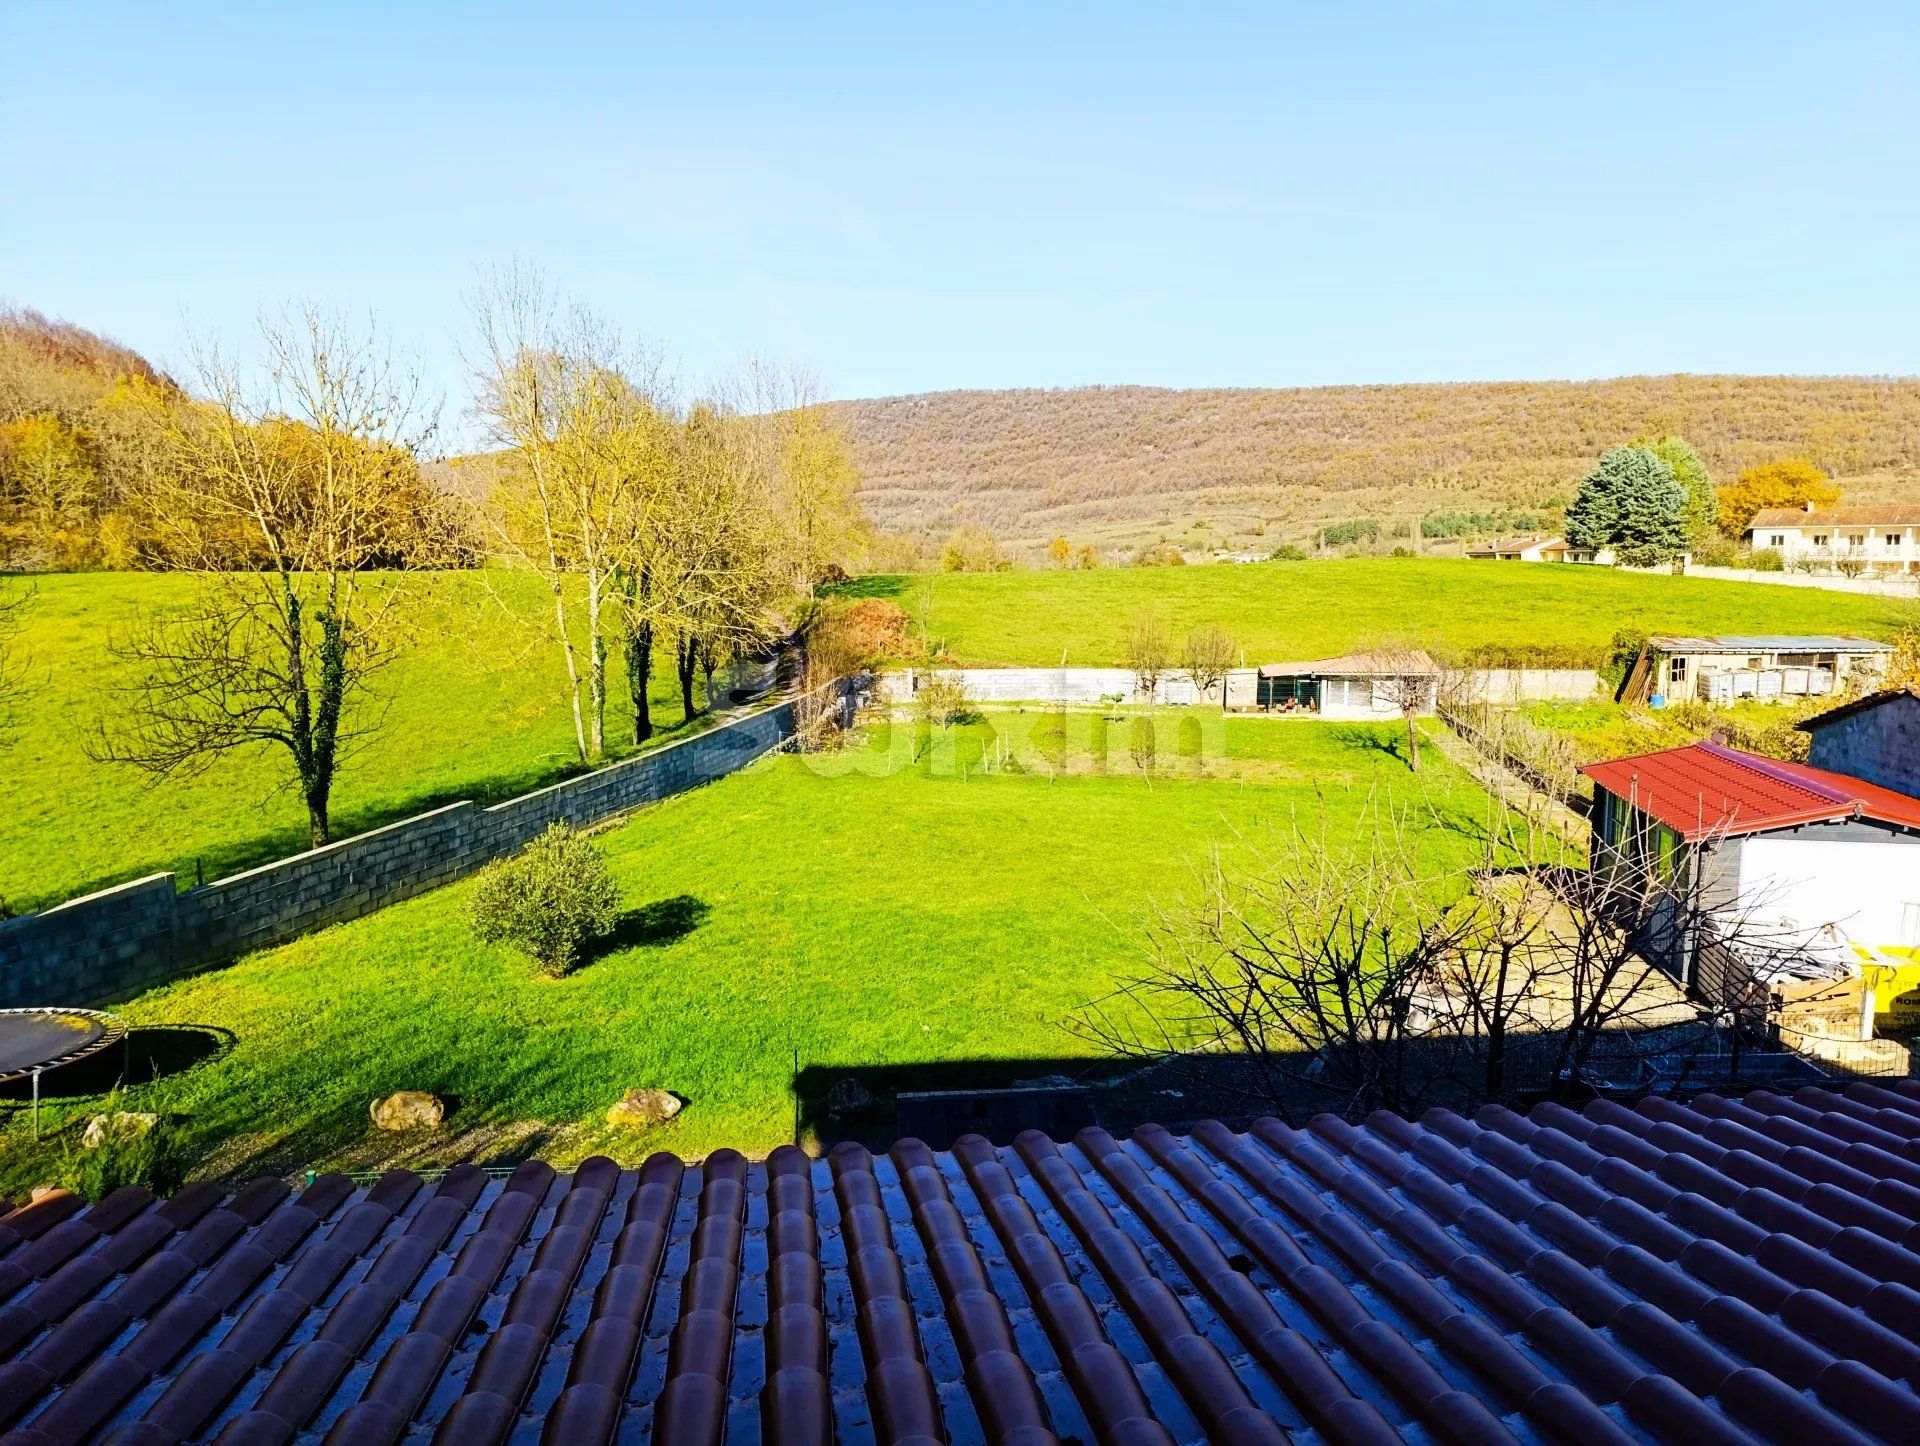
xmin=1 ymin=571 xmax=716 ymax=912
xmin=847 ymin=557 xmax=1915 ymax=667
xmin=0 ymin=716 xmax=1500 ymax=1192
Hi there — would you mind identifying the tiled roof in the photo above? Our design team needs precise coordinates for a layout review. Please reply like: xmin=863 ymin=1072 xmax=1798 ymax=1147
xmin=1258 ymin=649 xmax=1441 ymax=678
xmin=1465 ymin=536 xmax=1564 ymax=555
xmin=1750 ymin=508 xmax=1920 ymax=529
xmin=1582 ymin=739 xmax=1920 ymax=840
xmin=6 ymin=1087 xmax=1920 ymax=1441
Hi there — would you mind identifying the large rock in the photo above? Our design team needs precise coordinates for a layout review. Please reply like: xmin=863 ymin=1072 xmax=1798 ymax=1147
xmin=81 ymin=1112 xmax=159 ymax=1149
xmin=370 ymin=1091 xmax=444 ymax=1132
xmin=606 ymin=1088 xmax=683 ymax=1129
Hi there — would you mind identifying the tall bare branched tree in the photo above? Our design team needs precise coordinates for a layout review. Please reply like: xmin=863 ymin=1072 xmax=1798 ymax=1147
xmin=92 ymin=308 xmax=438 ymax=847
xmin=1365 ymin=640 xmax=1440 ymax=772
xmin=469 ymin=267 xmax=669 ymax=762
xmin=1126 ymin=610 xmax=1172 ymax=701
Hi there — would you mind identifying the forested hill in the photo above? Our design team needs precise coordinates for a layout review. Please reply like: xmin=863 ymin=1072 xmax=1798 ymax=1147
xmin=835 ymin=376 xmax=1920 ymax=550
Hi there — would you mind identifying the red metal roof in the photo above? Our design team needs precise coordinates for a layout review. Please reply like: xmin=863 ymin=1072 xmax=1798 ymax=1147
xmin=6 ymin=1088 xmax=1920 ymax=1441
xmin=1581 ymin=739 xmax=1920 ymax=840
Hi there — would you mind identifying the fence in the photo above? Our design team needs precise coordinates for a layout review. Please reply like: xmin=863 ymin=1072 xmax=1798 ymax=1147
xmin=0 ymin=682 xmax=853 ymax=1010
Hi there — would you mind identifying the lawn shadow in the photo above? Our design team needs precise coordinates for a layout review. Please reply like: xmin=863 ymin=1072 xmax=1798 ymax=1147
xmin=590 ymin=895 xmax=711 ymax=961
xmin=1328 ymin=723 xmax=1410 ymax=765
xmin=0 ymin=1025 xmax=233 ymax=1102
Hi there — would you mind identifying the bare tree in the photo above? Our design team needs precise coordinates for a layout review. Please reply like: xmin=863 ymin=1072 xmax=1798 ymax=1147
xmin=1366 ymin=641 xmax=1440 ymax=772
xmin=92 ymin=308 xmax=437 ymax=847
xmin=1126 ymin=610 xmax=1172 ymax=701
xmin=1181 ymin=624 xmax=1236 ymax=705
xmin=469 ymin=266 xmax=670 ymax=762
xmin=1079 ymin=794 xmax=1825 ymax=1121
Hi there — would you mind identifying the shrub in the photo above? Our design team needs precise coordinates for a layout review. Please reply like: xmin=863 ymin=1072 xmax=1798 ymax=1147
xmin=914 ymin=670 xmax=976 ymax=727
xmin=829 ymin=597 xmax=910 ymax=663
xmin=57 ymin=1096 xmax=183 ymax=1199
xmin=1390 ymin=546 xmax=1415 ymax=558
xmin=1748 ymin=546 xmax=1784 ymax=572
xmin=1267 ymin=543 xmax=1308 ymax=561
xmin=1131 ymin=541 xmax=1186 ymax=567
xmin=470 ymin=824 xmax=621 ymax=977
xmin=1128 ymin=715 xmax=1157 ymax=773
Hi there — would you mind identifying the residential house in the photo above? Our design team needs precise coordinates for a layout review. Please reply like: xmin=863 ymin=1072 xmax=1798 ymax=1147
xmin=1616 ymin=633 xmax=1891 ymax=705
xmin=1225 ymin=649 xmax=1439 ymax=718
xmin=1463 ymin=534 xmax=1612 ymax=563
xmin=1748 ymin=504 xmax=1920 ymax=573
xmin=1799 ymin=687 xmax=1920 ymax=798
xmin=1582 ymin=739 xmax=1920 ymax=982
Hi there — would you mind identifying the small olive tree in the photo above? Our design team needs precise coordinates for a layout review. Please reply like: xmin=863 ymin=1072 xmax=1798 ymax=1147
xmin=471 ymin=824 xmax=620 ymax=977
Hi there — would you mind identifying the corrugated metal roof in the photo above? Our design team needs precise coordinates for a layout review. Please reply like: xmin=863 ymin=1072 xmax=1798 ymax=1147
xmin=7 ymin=1086 xmax=1920 ymax=1442
xmin=1581 ymin=739 xmax=1920 ymax=840
xmin=1645 ymin=635 xmax=1893 ymax=655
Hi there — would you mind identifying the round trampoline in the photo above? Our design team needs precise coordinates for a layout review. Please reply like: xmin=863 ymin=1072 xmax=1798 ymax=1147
xmin=0 ymin=1007 xmax=126 ymax=1086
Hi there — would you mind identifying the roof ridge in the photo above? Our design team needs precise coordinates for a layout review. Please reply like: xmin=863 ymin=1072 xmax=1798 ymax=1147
xmin=1692 ymin=738 xmax=1855 ymax=807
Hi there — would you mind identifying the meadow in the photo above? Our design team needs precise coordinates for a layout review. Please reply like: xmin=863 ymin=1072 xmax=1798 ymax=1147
xmin=849 ymin=557 xmax=1915 ymax=668
xmin=0 ymin=571 xmax=715 ymax=912
xmin=0 ymin=715 xmax=1500 ymax=1193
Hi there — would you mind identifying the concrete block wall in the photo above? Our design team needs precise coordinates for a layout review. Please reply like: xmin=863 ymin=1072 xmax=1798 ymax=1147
xmin=0 ymin=687 xmax=833 ymax=1010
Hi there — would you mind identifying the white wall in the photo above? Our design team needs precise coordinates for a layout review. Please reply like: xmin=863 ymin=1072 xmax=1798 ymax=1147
xmin=1738 ymin=837 xmax=1920 ymax=946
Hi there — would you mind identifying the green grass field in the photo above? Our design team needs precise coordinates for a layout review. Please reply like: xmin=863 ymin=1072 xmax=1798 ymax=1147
xmin=1 ymin=572 xmax=716 ymax=912
xmin=0 ymin=716 xmax=1500 ymax=1192
xmin=848 ymin=557 xmax=1915 ymax=666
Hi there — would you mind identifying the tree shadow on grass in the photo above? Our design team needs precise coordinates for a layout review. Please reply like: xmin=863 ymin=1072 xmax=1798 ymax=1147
xmin=0 ymin=1026 xmax=233 ymax=1103
xmin=1328 ymin=724 xmax=1410 ymax=765
xmin=588 ymin=895 xmax=711 ymax=962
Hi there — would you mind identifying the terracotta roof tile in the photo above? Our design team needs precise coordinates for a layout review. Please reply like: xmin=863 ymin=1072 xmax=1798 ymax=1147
xmin=10 ymin=1093 xmax=1920 ymax=1439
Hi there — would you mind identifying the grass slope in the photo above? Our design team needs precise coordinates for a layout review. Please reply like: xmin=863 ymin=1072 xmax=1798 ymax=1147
xmin=0 ymin=717 xmax=1497 ymax=1191
xmin=849 ymin=558 xmax=1915 ymax=667
xmin=1 ymin=572 xmax=714 ymax=912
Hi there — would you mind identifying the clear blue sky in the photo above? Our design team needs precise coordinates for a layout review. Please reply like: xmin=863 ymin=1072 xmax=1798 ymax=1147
xmin=6 ymin=1 xmax=1918 ymax=428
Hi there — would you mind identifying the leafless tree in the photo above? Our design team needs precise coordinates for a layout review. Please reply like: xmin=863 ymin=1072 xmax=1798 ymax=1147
xmin=91 ymin=308 xmax=439 ymax=847
xmin=1181 ymin=625 xmax=1236 ymax=705
xmin=1078 ymin=794 xmax=1828 ymax=1122
xmin=1366 ymin=641 xmax=1440 ymax=772
xmin=1127 ymin=610 xmax=1172 ymax=701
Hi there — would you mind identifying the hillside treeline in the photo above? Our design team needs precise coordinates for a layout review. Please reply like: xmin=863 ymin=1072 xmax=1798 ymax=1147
xmin=0 ymin=306 xmax=465 ymax=570
xmin=837 ymin=377 xmax=1920 ymax=544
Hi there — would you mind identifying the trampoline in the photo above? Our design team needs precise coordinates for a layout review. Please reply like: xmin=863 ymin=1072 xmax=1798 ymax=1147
xmin=0 ymin=1008 xmax=127 ymax=1134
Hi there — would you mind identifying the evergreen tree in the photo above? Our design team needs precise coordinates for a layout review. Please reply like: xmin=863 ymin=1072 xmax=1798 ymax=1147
xmin=1636 ymin=434 xmax=1715 ymax=542
xmin=1565 ymin=445 xmax=1688 ymax=567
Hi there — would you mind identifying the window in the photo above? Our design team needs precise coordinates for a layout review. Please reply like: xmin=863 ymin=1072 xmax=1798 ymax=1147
xmin=1813 ymin=533 xmax=1829 ymax=547
xmin=1670 ymin=657 xmax=1688 ymax=683
xmin=1769 ymin=533 xmax=1786 ymax=547
xmin=1848 ymin=533 xmax=1866 ymax=548
xmin=1889 ymin=533 xmax=1905 ymax=548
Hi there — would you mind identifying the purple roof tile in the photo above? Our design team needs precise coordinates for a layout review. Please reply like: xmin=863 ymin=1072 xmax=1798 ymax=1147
xmin=4 ymin=1088 xmax=1920 ymax=1441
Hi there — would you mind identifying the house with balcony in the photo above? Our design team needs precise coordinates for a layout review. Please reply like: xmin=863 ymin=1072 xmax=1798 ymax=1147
xmin=1748 ymin=505 xmax=1920 ymax=573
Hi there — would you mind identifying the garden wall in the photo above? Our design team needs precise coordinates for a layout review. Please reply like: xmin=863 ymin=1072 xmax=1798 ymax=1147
xmin=0 ymin=686 xmax=850 ymax=1009
xmin=894 ymin=665 xmax=1598 ymax=705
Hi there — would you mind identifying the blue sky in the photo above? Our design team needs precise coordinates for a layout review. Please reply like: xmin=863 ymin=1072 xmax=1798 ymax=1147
xmin=5 ymin=2 xmax=1918 ymax=430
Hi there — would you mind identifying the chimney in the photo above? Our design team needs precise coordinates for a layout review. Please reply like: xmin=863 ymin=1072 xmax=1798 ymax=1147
xmin=1804 ymin=500 xmax=1816 ymax=512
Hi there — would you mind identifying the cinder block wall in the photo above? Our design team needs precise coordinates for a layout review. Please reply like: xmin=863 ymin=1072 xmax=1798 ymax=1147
xmin=0 ymin=687 xmax=839 ymax=1009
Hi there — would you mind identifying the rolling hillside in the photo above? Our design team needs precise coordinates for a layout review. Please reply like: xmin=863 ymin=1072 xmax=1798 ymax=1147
xmin=836 ymin=376 xmax=1920 ymax=552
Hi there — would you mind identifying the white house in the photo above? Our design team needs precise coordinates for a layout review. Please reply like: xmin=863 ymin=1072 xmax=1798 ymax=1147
xmin=1226 ymin=650 xmax=1440 ymax=719
xmin=1749 ymin=505 xmax=1920 ymax=574
xmin=1463 ymin=535 xmax=1613 ymax=564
